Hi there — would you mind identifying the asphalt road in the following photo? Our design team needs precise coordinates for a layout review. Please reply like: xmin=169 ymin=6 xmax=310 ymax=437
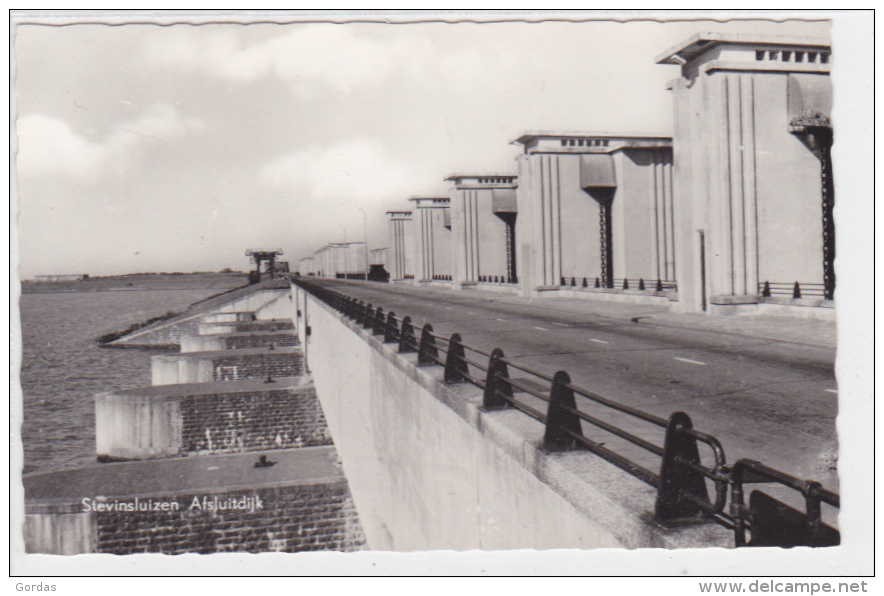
xmin=307 ymin=279 xmax=839 ymax=497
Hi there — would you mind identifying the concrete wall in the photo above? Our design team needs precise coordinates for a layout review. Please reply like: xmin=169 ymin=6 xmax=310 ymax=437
xmin=23 ymin=506 xmax=94 ymax=555
xmin=298 ymin=286 xmax=729 ymax=550
xmin=201 ymin=312 xmax=254 ymax=323
xmin=254 ymin=291 xmax=294 ymax=320
xmin=216 ymin=288 xmax=288 ymax=313
xmin=25 ymin=482 xmax=364 ymax=555
xmin=95 ymin=381 xmax=330 ymax=460
xmin=182 ymin=331 xmax=297 ymax=353
xmin=151 ymin=348 xmax=304 ymax=385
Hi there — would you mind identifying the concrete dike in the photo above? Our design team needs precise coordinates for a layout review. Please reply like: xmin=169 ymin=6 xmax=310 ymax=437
xmin=296 ymin=282 xmax=731 ymax=551
xmin=24 ymin=281 xmax=365 ymax=555
xmin=105 ymin=279 xmax=291 ymax=349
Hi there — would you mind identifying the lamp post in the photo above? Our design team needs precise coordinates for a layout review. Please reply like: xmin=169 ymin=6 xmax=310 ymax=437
xmin=358 ymin=207 xmax=369 ymax=281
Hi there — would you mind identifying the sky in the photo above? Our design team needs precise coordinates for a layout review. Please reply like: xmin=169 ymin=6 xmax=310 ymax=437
xmin=12 ymin=13 xmax=832 ymax=278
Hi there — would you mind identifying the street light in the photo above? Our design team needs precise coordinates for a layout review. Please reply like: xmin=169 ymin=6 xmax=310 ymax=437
xmin=358 ymin=207 xmax=369 ymax=281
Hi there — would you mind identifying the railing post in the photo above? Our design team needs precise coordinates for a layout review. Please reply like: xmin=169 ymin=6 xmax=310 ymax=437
xmin=383 ymin=311 xmax=399 ymax=344
xmin=792 ymin=281 xmax=802 ymax=299
xmin=730 ymin=461 xmax=749 ymax=547
xmin=444 ymin=333 xmax=469 ymax=383
xmin=655 ymin=411 xmax=710 ymax=523
xmin=363 ymin=303 xmax=374 ymax=329
xmin=543 ymin=371 xmax=582 ymax=451
xmin=372 ymin=307 xmax=385 ymax=335
xmin=399 ymin=316 xmax=416 ymax=353
xmin=356 ymin=301 xmax=366 ymax=325
xmin=417 ymin=323 xmax=438 ymax=366
xmin=483 ymin=348 xmax=512 ymax=409
xmin=622 ymin=278 xmax=630 ymax=290
xmin=638 ymin=278 xmax=646 ymax=291
xmin=656 ymin=279 xmax=664 ymax=292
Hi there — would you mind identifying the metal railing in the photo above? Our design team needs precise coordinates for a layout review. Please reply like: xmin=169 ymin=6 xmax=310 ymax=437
xmin=478 ymin=275 xmax=518 ymax=284
xmin=294 ymin=278 xmax=839 ymax=548
xmin=560 ymin=276 xmax=677 ymax=292
xmin=759 ymin=281 xmax=828 ymax=299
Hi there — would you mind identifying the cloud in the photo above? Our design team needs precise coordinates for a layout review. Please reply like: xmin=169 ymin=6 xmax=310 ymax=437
xmin=259 ymin=137 xmax=429 ymax=205
xmin=146 ymin=26 xmax=433 ymax=95
xmin=16 ymin=104 xmax=202 ymax=181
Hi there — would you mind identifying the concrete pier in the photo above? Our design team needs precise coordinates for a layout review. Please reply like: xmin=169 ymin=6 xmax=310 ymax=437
xmin=511 ymin=132 xmax=673 ymax=297
xmin=657 ymin=34 xmax=833 ymax=314
xmin=446 ymin=174 xmax=518 ymax=288
xmin=386 ymin=210 xmax=416 ymax=281
xmin=409 ymin=197 xmax=452 ymax=283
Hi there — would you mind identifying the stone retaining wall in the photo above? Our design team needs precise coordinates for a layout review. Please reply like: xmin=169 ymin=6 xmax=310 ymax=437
xmin=225 ymin=334 xmax=299 ymax=350
xmin=235 ymin=320 xmax=295 ymax=333
xmin=96 ymin=383 xmax=331 ymax=460
xmin=180 ymin=388 xmax=331 ymax=454
xmin=213 ymin=352 xmax=303 ymax=381
xmin=25 ymin=481 xmax=365 ymax=555
xmin=151 ymin=349 xmax=304 ymax=385
xmin=94 ymin=483 xmax=363 ymax=554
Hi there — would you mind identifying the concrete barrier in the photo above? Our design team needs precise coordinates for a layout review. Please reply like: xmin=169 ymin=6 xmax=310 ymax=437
xmin=300 ymin=287 xmax=731 ymax=551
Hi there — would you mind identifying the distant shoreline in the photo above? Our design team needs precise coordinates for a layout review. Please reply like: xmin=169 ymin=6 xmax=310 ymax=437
xmin=20 ymin=272 xmax=249 ymax=295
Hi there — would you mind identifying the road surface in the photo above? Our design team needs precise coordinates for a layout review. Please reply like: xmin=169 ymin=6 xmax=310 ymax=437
xmin=306 ymin=279 xmax=839 ymax=499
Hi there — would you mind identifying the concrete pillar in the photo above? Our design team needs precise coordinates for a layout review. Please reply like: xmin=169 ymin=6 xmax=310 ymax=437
xmin=657 ymin=34 xmax=832 ymax=312
xmin=511 ymin=133 xmax=673 ymax=296
xmin=386 ymin=211 xmax=415 ymax=281
xmin=409 ymin=197 xmax=452 ymax=282
xmin=446 ymin=175 xmax=517 ymax=288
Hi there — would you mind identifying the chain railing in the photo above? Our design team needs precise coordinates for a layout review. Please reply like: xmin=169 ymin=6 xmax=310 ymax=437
xmin=294 ymin=278 xmax=839 ymax=548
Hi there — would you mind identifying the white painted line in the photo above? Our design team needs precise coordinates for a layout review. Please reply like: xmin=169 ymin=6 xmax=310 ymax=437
xmin=589 ymin=338 xmax=609 ymax=344
xmin=674 ymin=357 xmax=707 ymax=366
xmin=825 ymin=389 xmax=838 ymax=394
xmin=552 ymin=322 xmax=569 ymax=327
xmin=534 ymin=326 xmax=548 ymax=331
xmin=206 ymin=466 xmax=220 ymax=471
xmin=496 ymin=318 xmax=507 ymax=322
